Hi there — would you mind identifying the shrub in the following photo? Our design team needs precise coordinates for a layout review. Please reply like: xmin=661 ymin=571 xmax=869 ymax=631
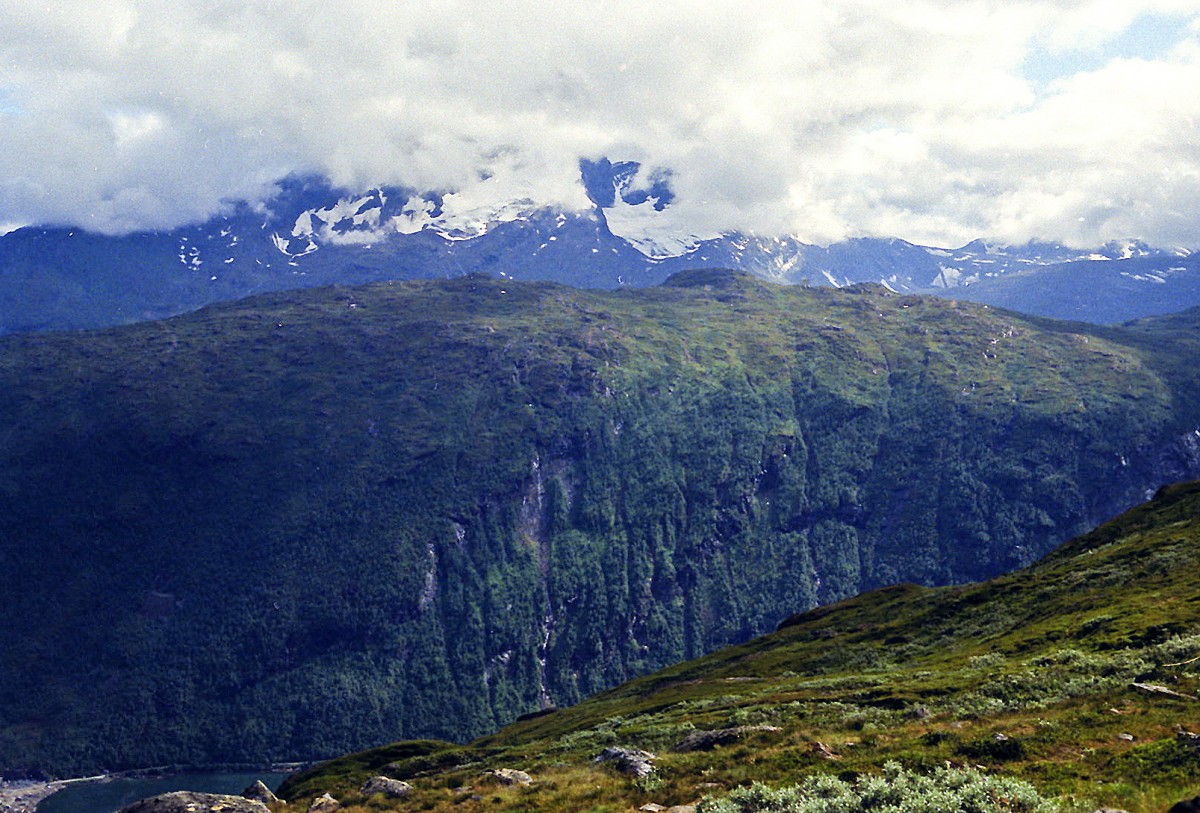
xmin=697 ymin=761 xmax=1055 ymax=813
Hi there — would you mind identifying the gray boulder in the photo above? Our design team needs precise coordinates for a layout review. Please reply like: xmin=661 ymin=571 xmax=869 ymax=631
xmin=117 ymin=792 xmax=269 ymax=813
xmin=240 ymin=782 xmax=279 ymax=805
xmin=307 ymin=793 xmax=340 ymax=813
xmin=486 ymin=769 xmax=532 ymax=786
xmin=595 ymin=746 xmax=656 ymax=778
xmin=359 ymin=777 xmax=413 ymax=799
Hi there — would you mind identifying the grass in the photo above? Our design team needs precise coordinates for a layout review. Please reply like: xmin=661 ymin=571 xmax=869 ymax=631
xmin=277 ymin=481 xmax=1200 ymax=813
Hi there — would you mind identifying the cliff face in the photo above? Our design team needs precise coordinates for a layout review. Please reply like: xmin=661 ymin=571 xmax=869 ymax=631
xmin=1 ymin=273 xmax=1198 ymax=774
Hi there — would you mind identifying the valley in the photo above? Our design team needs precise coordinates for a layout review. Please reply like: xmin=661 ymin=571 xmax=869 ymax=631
xmin=2 ymin=271 xmax=1199 ymax=778
xmin=273 ymin=479 xmax=1200 ymax=813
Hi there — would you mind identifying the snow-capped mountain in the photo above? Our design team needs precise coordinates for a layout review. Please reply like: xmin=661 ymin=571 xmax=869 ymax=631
xmin=0 ymin=162 xmax=1196 ymax=335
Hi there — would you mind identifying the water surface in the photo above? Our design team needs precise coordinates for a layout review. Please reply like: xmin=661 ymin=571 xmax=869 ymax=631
xmin=38 ymin=772 xmax=288 ymax=813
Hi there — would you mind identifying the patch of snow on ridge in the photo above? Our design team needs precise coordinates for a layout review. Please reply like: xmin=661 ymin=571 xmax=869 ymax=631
xmin=435 ymin=195 xmax=535 ymax=241
xmin=602 ymin=195 xmax=720 ymax=259
xmin=933 ymin=265 xmax=962 ymax=288
xmin=390 ymin=196 xmax=438 ymax=235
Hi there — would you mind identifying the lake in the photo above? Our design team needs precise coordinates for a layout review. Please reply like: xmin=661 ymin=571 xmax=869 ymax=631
xmin=38 ymin=772 xmax=290 ymax=813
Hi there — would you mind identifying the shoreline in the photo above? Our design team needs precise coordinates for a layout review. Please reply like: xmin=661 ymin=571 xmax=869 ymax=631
xmin=0 ymin=776 xmax=106 ymax=813
xmin=0 ymin=764 xmax=306 ymax=813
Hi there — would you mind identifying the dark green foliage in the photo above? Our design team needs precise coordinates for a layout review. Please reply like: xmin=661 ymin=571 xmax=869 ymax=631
xmin=286 ymin=480 xmax=1200 ymax=813
xmin=1 ymin=275 xmax=1199 ymax=774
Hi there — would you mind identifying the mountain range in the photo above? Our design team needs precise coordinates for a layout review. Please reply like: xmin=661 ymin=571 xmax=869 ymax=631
xmin=3 ymin=271 xmax=1200 ymax=776
xmin=2 ymin=161 xmax=1197 ymax=335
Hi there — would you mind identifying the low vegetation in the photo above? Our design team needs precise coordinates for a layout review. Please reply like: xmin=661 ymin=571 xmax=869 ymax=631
xmin=277 ymin=481 xmax=1200 ymax=813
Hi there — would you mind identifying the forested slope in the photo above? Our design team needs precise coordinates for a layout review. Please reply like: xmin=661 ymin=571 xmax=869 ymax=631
xmin=1 ymin=270 xmax=1198 ymax=774
xmin=279 ymin=479 xmax=1200 ymax=813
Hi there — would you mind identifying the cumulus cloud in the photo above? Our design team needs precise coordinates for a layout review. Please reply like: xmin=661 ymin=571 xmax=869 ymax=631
xmin=0 ymin=0 xmax=1198 ymax=247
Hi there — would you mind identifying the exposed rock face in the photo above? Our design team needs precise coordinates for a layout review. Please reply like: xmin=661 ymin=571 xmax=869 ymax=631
xmin=307 ymin=793 xmax=340 ymax=813
xmin=595 ymin=746 xmax=656 ymax=777
xmin=116 ymin=792 xmax=269 ymax=813
xmin=486 ymin=769 xmax=532 ymax=786
xmin=359 ymin=777 xmax=413 ymax=799
xmin=240 ymin=781 xmax=279 ymax=805
xmin=672 ymin=725 xmax=780 ymax=752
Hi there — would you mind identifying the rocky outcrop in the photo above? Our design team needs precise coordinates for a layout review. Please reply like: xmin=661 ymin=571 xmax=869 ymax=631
xmin=116 ymin=792 xmax=268 ymax=813
xmin=486 ymin=769 xmax=532 ymax=786
xmin=359 ymin=777 xmax=413 ymax=799
xmin=307 ymin=793 xmax=339 ymax=813
xmin=595 ymin=747 xmax=656 ymax=778
xmin=240 ymin=781 xmax=279 ymax=805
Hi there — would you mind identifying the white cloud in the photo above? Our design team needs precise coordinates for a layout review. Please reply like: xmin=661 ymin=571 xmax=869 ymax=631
xmin=0 ymin=0 xmax=1198 ymax=247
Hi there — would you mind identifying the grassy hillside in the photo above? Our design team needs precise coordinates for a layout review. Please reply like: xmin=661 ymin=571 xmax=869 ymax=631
xmin=2 ymin=270 xmax=1199 ymax=774
xmin=277 ymin=480 xmax=1200 ymax=813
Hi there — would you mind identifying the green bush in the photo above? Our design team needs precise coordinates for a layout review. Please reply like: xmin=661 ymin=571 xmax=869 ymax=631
xmin=698 ymin=762 xmax=1055 ymax=813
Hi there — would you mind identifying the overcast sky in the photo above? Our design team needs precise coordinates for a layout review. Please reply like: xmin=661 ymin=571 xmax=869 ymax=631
xmin=1 ymin=0 xmax=1198 ymax=248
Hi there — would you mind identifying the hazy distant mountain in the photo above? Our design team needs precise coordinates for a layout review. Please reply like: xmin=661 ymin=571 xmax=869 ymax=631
xmin=0 ymin=163 xmax=1195 ymax=334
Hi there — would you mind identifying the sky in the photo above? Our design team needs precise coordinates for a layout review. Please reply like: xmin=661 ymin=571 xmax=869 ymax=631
xmin=1 ymin=0 xmax=1198 ymax=249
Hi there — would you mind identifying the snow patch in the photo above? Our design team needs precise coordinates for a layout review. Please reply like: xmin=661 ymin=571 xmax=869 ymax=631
xmin=933 ymin=264 xmax=962 ymax=289
xmin=602 ymin=196 xmax=718 ymax=259
xmin=390 ymin=196 xmax=437 ymax=235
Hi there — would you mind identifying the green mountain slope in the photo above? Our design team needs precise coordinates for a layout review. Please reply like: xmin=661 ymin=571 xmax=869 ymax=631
xmin=2 ymin=271 xmax=1199 ymax=774
xmin=278 ymin=480 xmax=1200 ymax=812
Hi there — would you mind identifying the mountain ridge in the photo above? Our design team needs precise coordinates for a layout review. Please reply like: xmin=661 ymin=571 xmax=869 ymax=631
xmin=3 ymin=168 xmax=1197 ymax=335
xmin=2 ymin=274 xmax=1200 ymax=776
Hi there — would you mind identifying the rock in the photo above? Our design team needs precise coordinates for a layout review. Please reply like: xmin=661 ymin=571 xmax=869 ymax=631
xmin=812 ymin=741 xmax=839 ymax=760
xmin=1178 ymin=729 xmax=1200 ymax=751
xmin=905 ymin=705 xmax=931 ymax=720
xmin=307 ymin=793 xmax=340 ymax=813
xmin=1118 ymin=732 xmax=1135 ymax=742
xmin=640 ymin=804 xmax=666 ymax=812
xmin=116 ymin=792 xmax=269 ymax=813
xmin=664 ymin=806 xmax=695 ymax=813
xmin=240 ymin=782 xmax=279 ymax=805
xmin=595 ymin=746 xmax=656 ymax=778
xmin=1130 ymin=682 xmax=1199 ymax=701
xmin=359 ymin=777 xmax=413 ymax=799
xmin=486 ymin=769 xmax=532 ymax=786
xmin=1168 ymin=798 xmax=1200 ymax=813
xmin=672 ymin=726 xmax=780 ymax=753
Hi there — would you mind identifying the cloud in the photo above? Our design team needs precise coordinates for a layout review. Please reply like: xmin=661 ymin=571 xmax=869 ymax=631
xmin=0 ymin=0 xmax=1198 ymax=247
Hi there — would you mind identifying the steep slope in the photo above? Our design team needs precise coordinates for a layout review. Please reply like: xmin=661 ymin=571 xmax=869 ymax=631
xmin=279 ymin=480 xmax=1200 ymax=813
xmin=1 ymin=272 xmax=1199 ymax=775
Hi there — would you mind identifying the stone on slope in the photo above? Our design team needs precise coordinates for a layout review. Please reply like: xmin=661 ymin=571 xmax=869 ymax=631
xmin=116 ymin=792 xmax=268 ymax=813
